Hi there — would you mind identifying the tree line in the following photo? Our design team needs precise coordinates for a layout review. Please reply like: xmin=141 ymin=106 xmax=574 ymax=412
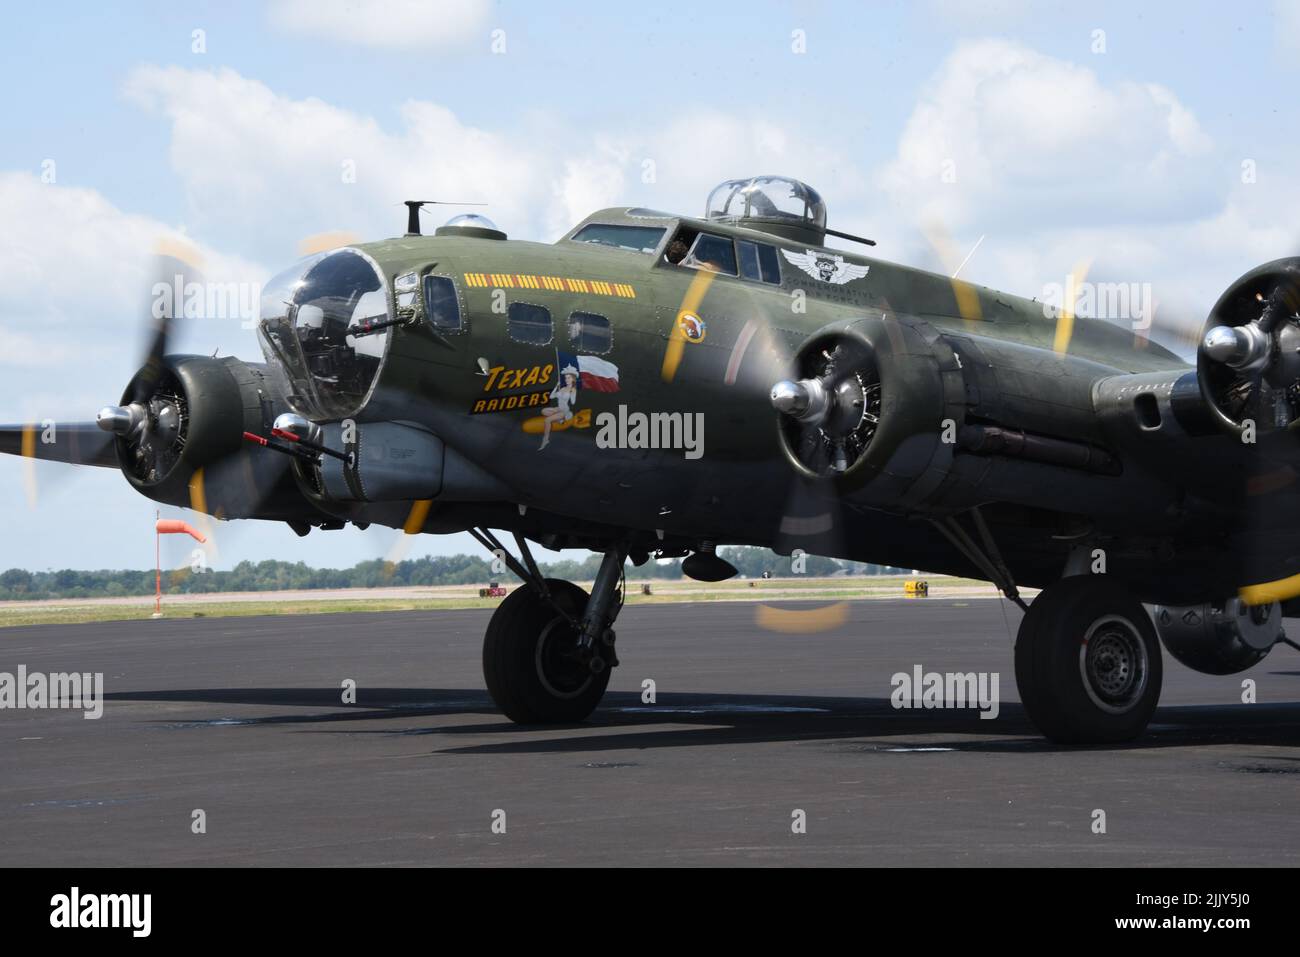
xmin=0 ymin=546 xmax=905 ymax=601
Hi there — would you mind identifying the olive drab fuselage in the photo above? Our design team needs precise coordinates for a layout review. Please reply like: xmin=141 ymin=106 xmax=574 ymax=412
xmin=279 ymin=200 xmax=1276 ymax=605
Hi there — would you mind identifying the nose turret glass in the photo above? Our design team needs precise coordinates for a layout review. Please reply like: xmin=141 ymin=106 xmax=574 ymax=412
xmin=258 ymin=248 xmax=391 ymax=420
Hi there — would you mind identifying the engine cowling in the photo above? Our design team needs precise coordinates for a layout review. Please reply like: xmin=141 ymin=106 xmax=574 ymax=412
xmin=1198 ymin=257 xmax=1300 ymax=433
xmin=770 ymin=315 xmax=964 ymax=500
xmin=111 ymin=355 xmax=321 ymax=520
xmin=1150 ymin=599 xmax=1281 ymax=675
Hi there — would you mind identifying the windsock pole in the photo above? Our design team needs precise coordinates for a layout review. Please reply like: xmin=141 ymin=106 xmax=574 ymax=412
xmin=154 ymin=510 xmax=162 ymax=618
xmin=151 ymin=514 xmax=207 ymax=619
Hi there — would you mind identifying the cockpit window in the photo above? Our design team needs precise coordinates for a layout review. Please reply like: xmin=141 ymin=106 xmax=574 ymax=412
xmin=571 ymin=223 xmax=666 ymax=253
xmin=663 ymin=227 xmax=780 ymax=285
xmin=757 ymin=243 xmax=781 ymax=283
xmin=684 ymin=233 xmax=737 ymax=275
xmin=737 ymin=240 xmax=782 ymax=285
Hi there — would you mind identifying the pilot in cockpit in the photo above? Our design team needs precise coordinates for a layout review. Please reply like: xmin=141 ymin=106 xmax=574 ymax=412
xmin=664 ymin=237 xmax=690 ymax=265
xmin=664 ymin=228 xmax=728 ymax=273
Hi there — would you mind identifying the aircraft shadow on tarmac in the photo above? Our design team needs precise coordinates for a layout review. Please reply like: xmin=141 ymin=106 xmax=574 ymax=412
xmin=103 ymin=687 xmax=1300 ymax=754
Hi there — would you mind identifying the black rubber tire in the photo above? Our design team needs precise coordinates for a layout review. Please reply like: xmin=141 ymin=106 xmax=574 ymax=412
xmin=482 ymin=579 xmax=612 ymax=724
xmin=1014 ymin=575 xmax=1162 ymax=745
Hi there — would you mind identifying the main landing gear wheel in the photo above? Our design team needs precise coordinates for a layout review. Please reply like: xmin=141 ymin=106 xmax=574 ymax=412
xmin=1014 ymin=576 xmax=1162 ymax=744
xmin=483 ymin=578 xmax=612 ymax=724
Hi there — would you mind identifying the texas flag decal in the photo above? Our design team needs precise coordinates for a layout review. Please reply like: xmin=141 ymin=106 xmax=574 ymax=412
xmin=556 ymin=350 xmax=620 ymax=393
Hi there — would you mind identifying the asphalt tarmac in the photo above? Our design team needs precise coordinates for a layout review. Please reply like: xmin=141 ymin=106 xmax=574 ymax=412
xmin=2 ymin=598 xmax=1298 ymax=866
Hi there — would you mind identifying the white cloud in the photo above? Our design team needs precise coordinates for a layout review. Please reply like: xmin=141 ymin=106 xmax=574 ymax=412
xmin=857 ymin=37 xmax=1300 ymax=351
xmin=0 ymin=172 xmax=263 ymax=413
xmin=124 ymin=65 xmax=552 ymax=255
xmin=879 ymin=39 xmax=1218 ymax=234
xmin=550 ymin=143 xmax=630 ymax=239
xmin=0 ymin=172 xmax=172 ymax=333
xmin=267 ymin=0 xmax=493 ymax=50
xmin=539 ymin=109 xmax=875 ymax=241
xmin=123 ymin=65 xmax=865 ymax=256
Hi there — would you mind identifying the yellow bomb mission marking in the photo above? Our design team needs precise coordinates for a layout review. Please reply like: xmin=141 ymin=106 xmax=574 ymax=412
xmin=463 ymin=273 xmax=635 ymax=299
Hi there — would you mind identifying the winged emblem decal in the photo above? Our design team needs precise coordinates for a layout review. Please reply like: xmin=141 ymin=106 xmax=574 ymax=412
xmin=781 ymin=248 xmax=870 ymax=285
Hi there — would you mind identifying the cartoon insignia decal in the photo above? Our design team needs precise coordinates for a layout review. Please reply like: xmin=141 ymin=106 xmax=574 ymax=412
xmin=677 ymin=312 xmax=706 ymax=344
xmin=525 ymin=350 xmax=620 ymax=449
xmin=781 ymin=248 xmax=870 ymax=285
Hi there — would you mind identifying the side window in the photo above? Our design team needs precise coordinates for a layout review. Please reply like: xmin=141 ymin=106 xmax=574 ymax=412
xmin=757 ymin=243 xmax=781 ymax=284
xmin=686 ymin=233 xmax=737 ymax=275
xmin=422 ymin=275 xmax=462 ymax=331
xmin=736 ymin=240 xmax=781 ymax=284
xmin=507 ymin=302 xmax=552 ymax=344
xmin=568 ymin=312 xmax=612 ymax=353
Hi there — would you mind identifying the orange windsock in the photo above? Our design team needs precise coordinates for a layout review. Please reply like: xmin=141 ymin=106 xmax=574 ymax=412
xmin=156 ymin=519 xmax=206 ymax=543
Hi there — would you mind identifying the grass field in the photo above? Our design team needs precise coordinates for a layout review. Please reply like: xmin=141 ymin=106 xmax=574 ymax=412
xmin=0 ymin=575 xmax=1008 ymax=628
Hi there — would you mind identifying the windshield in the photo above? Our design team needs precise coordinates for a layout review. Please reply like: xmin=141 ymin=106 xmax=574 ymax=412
xmin=571 ymin=223 xmax=666 ymax=253
xmin=257 ymin=248 xmax=391 ymax=420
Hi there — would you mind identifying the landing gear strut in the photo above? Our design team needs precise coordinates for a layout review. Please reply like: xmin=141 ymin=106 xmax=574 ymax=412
xmin=1015 ymin=575 xmax=1163 ymax=744
xmin=471 ymin=529 xmax=626 ymax=724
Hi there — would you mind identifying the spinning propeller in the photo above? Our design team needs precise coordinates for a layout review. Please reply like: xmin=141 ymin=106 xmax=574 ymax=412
xmin=0 ymin=240 xmax=201 ymax=504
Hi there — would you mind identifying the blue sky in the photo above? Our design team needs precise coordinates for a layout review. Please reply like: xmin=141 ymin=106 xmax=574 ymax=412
xmin=1 ymin=0 xmax=1297 ymax=571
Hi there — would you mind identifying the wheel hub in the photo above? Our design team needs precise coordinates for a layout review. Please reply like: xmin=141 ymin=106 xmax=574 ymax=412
xmin=534 ymin=615 xmax=596 ymax=700
xmin=1079 ymin=616 xmax=1149 ymax=715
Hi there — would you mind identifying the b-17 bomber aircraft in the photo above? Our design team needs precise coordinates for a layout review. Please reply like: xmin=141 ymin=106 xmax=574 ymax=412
xmin=6 ymin=174 xmax=1300 ymax=744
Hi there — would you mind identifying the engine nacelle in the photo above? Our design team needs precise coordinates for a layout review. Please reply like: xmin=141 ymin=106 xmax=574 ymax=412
xmin=1150 ymin=599 xmax=1281 ymax=675
xmin=1198 ymin=257 xmax=1300 ymax=433
xmin=771 ymin=315 xmax=964 ymax=500
xmin=114 ymin=355 xmax=325 ymax=521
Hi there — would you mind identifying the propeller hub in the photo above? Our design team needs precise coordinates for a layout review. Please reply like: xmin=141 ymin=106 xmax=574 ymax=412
xmin=96 ymin=404 xmax=145 ymax=435
xmin=1202 ymin=323 xmax=1270 ymax=371
xmin=770 ymin=378 xmax=827 ymax=422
